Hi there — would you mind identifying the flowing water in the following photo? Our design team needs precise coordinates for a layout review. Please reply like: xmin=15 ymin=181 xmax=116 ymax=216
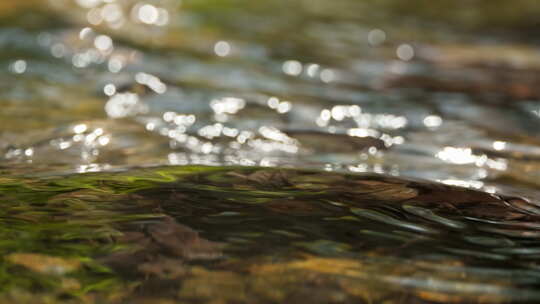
xmin=1 ymin=1 xmax=540 ymax=303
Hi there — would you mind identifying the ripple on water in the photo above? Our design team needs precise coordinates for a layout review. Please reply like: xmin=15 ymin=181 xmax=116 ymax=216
xmin=2 ymin=1 xmax=540 ymax=303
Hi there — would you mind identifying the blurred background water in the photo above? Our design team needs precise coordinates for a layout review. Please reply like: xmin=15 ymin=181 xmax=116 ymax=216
xmin=1 ymin=0 xmax=539 ymax=194
xmin=2 ymin=1 xmax=540 ymax=303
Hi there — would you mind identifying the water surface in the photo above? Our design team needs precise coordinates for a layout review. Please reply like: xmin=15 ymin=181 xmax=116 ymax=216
xmin=1 ymin=0 xmax=540 ymax=303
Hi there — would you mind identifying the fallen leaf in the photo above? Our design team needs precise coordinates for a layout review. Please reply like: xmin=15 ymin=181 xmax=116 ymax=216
xmin=148 ymin=216 xmax=223 ymax=260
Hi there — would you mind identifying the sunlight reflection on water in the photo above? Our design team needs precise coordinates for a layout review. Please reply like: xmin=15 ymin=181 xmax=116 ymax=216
xmin=2 ymin=0 xmax=540 ymax=198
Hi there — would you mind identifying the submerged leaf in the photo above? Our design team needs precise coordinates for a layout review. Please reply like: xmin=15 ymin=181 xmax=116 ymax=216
xmin=148 ymin=216 xmax=223 ymax=260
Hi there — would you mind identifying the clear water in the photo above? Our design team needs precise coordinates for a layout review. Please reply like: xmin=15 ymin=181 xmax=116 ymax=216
xmin=1 ymin=0 xmax=540 ymax=303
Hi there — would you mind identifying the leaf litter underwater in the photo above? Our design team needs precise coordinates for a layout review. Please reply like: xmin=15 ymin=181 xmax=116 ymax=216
xmin=1 ymin=166 xmax=540 ymax=303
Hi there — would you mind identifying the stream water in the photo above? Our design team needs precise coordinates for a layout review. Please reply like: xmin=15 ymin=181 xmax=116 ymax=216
xmin=1 ymin=1 xmax=540 ymax=303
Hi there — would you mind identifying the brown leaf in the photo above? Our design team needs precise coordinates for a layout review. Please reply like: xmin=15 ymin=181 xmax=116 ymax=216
xmin=148 ymin=216 xmax=222 ymax=260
